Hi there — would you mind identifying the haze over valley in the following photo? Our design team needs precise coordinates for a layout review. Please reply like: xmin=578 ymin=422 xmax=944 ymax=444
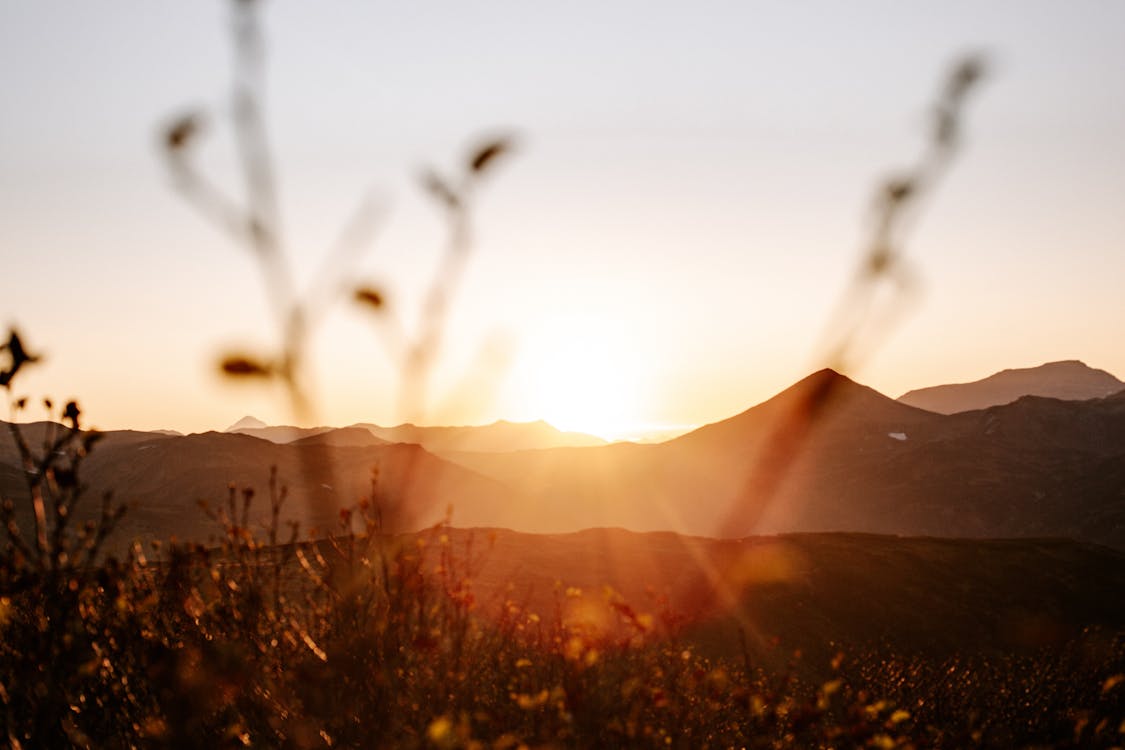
xmin=5 ymin=360 xmax=1123 ymax=552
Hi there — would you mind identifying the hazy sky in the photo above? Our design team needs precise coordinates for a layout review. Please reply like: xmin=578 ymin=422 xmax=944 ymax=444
xmin=2 ymin=2 xmax=1124 ymax=438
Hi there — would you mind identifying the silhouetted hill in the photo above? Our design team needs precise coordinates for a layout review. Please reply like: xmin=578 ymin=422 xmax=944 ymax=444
xmin=443 ymin=370 xmax=1125 ymax=547
xmin=442 ymin=371 xmax=943 ymax=535
xmin=0 ymin=421 xmax=177 ymax=467
xmin=230 ymin=424 xmax=334 ymax=443
xmin=673 ymin=368 xmax=938 ymax=450
xmin=4 ymin=368 xmax=1125 ymax=549
xmin=0 ymin=426 xmax=527 ymax=556
xmin=440 ymin=527 xmax=1125 ymax=664
xmin=289 ymin=427 xmax=389 ymax=448
xmin=898 ymin=360 xmax=1125 ymax=414
xmin=226 ymin=415 xmax=267 ymax=431
xmin=353 ymin=419 xmax=607 ymax=453
xmin=228 ymin=418 xmax=606 ymax=452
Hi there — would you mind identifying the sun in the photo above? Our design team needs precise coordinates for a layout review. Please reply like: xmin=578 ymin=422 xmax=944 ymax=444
xmin=511 ymin=314 xmax=646 ymax=441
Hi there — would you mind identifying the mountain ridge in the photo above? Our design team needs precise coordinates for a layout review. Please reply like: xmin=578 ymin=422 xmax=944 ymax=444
xmin=225 ymin=415 xmax=268 ymax=431
xmin=898 ymin=360 xmax=1125 ymax=414
xmin=4 ymin=364 xmax=1124 ymax=550
xmin=229 ymin=418 xmax=607 ymax=453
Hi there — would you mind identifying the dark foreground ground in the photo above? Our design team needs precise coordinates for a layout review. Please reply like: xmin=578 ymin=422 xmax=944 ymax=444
xmin=2 ymin=524 xmax=1124 ymax=748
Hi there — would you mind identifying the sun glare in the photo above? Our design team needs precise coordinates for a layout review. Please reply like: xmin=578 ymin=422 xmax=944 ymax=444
xmin=512 ymin=315 xmax=645 ymax=440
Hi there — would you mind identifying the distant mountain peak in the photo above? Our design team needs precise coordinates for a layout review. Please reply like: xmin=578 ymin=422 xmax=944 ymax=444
xmin=225 ymin=415 xmax=267 ymax=432
xmin=898 ymin=361 xmax=1125 ymax=415
xmin=672 ymin=368 xmax=932 ymax=448
xmin=772 ymin=368 xmax=941 ymax=420
xmin=1002 ymin=359 xmax=1087 ymax=373
xmin=799 ymin=367 xmax=854 ymax=388
xmin=150 ymin=429 xmax=184 ymax=437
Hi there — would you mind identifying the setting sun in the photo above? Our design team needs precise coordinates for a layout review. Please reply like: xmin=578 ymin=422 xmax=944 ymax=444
xmin=510 ymin=314 xmax=646 ymax=440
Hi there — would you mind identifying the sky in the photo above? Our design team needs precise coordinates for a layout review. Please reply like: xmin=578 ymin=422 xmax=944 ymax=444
xmin=2 ymin=1 xmax=1124 ymax=439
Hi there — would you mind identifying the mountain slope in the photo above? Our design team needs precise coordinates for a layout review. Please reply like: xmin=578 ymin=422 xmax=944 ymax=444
xmin=230 ymin=424 xmax=334 ymax=443
xmin=353 ymin=420 xmax=607 ymax=453
xmin=4 ymin=369 xmax=1125 ymax=550
xmin=453 ymin=527 xmax=1125 ymax=663
xmin=0 ymin=427 xmax=529 ymax=556
xmin=289 ymin=427 xmax=389 ymax=448
xmin=898 ymin=360 xmax=1125 ymax=414
xmin=443 ymin=371 xmax=1125 ymax=547
xmin=442 ymin=370 xmax=948 ymax=537
xmin=228 ymin=418 xmax=606 ymax=452
xmin=225 ymin=415 xmax=268 ymax=431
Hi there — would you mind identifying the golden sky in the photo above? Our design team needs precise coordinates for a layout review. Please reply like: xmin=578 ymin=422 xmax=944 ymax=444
xmin=2 ymin=2 xmax=1124 ymax=438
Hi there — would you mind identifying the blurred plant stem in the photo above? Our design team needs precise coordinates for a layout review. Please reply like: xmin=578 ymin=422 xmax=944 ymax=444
xmin=162 ymin=0 xmax=513 ymax=430
xmin=821 ymin=55 xmax=987 ymax=372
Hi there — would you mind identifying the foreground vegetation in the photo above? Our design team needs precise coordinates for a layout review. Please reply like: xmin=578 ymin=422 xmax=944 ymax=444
xmin=2 ymin=491 xmax=1123 ymax=749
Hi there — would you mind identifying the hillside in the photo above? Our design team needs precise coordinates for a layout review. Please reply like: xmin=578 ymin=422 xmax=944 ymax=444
xmin=289 ymin=426 xmax=390 ymax=448
xmin=0 ymin=427 xmax=529 ymax=556
xmin=443 ymin=370 xmax=1125 ymax=547
xmin=897 ymin=360 xmax=1125 ymax=414
xmin=3 ymin=369 xmax=1125 ymax=549
xmin=229 ymin=418 xmax=606 ymax=452
xmin=451 ymin=527 xmax=1125 ymax=664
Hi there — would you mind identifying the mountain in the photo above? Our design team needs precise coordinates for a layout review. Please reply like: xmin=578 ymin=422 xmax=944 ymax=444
xmin=289 ymin=427 xmax=388 ymax=448
xmin=0 ymin=425 xmax=529 ymax=557
xmin=229 ymin=424 xmax=334 ymax=443
xmin=353 ymin=419 xmax=607 ymax=453
xmin=897 ymin=360 xmax=1125 ymax=414
xmin=441 ymin=370 xmax=945 ymax=536
xmin=230 ymin=418 xmax=606 ymax=452
xmin=441 ymin=370 xmax=1125 ymax=547
xmin=4 ymin=367 xmax=1125 ymax=550
xmin=226 ymin=415 xmax=268 ymax=431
